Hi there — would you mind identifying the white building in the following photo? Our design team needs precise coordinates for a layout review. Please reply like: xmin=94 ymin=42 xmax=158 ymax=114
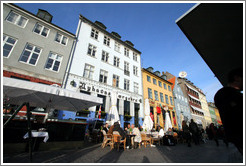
xmin=64 ymin=14 xmax=144 ymax=127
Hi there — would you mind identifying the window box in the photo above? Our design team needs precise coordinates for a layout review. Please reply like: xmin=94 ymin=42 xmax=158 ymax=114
xmin=76 ymin=110 xmax=90 ymax=117
xmin=124 ymin=114 xmax=132 ymax=121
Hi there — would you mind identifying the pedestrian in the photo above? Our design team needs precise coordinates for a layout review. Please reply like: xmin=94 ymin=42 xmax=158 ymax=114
xmin=103 ymin=123 xmax=109 ymax=133
xmin=214 ymin=67 xmax=243 ymax=155
xmin=112 ymin=121 xmax=126 ymax=139
xmin=182 ymin=120 xmax=191 ymax=147
xmin=189 ymin=119 xmax=200 ymax=145
xmin=209 ymin=123 xmax=219 ymax=146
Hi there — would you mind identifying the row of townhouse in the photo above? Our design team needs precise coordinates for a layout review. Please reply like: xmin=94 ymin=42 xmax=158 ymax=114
xmin=3 ymin=3 xmax=222 ymax=130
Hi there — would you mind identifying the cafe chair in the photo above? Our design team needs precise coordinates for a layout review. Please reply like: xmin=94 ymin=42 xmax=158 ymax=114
xmin=101 ymin=130 xmax=112 ymax=148
xmin=141 ymin=133 xmax=151 ymax=148
xmin=111 ymin=131 xmax=126 ymax=151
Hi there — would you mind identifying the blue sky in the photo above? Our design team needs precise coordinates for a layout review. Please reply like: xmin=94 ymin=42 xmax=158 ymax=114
xmin=14 ymin=2 xmax=223 ymax=102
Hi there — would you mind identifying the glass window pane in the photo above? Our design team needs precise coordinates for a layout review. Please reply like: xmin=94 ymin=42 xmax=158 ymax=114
xmin=3 ymin=50 xmax=10 ymax=57
xmin=7 ymin=37 xmax=16 ymax=44
xmin=34 ymin=24 xmax=42 ymax=34
xmin=55 ymin=33 xmax=61 ymax=42
xmin=61 ymin=36 xmax=67 ymax=45
xmin=26 ymin=44 xmax=33 ymax=50
xmin=17 ymin=17 xmax=27 ymax=27
xmin=34 ymin=47 xmax=41 ymax=53
xmin=20 ymin=55 xmax=28 ymax=62
xmin=7 ymin=12 xmax=18 ymax=22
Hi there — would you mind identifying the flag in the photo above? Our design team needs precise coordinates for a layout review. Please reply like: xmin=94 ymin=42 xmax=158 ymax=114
xmin=98 ymin=105 xmax=101 ymax=119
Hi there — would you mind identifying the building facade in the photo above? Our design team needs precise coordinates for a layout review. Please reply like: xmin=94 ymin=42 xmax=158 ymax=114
xmin=3 ymin=3 xmax=75 ymax=86
xmin=63 ymin=14 xmax=144 ymax=127
xmin=198 ymin=90 xmax=212 ymax=128
xmin=168 ymin=76 xmax=192 ymax=129
xmin=208 ymin=102 xmax=218 ymax=126
xmin=142 ymin=67 xmax=178 ymax=129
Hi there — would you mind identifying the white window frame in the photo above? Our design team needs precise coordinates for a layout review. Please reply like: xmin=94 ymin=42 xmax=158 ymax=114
xmin=154 ymin=90 xmax=159 ymax=101
xmin=55 ymin=32 xmax=68 ymax=45
xmin=124 ymin=61 xmax=129 ymax=72
xmin=160 ymin=92 xmax=164 ymax=103
xmin=99 ymin=69 xmax=108 ymax=84
xmin=133 ymin=66 xmax=138 ymax=76
xmin=124 ymin=79 xmax=130 ymax=91
xmin=124 ymin=47 xmax=129 ymax=57
xmin=148 ymin=88 xmax=153 ymax=99
xmin=19 ymin=43 xmax=42 ymax=66
xmin=134 ymin=82 xmax=139 ymax=94
xmin=147 ymin=75 xmax=151 ymax=82
xmin=101 ymin=50 xmax=109 ymax=63
xmin=87 ymin=44 xmax=97 ymax=57
xmin=158 ymin=81 xmax=162 ymax=87
xmin=115 ymin=42 xmax=121 ymax=52
xmin=153 ymin=78 xmax=157 ymax=85
xmin=3 ymin=34 xmax=17 ymax=58
xmin=168 ymin=85 xmax=171 ymax=91
xmin=113 ymin=56 xmax=120 ymax=67
xmin=113 ymin=74 xmax=120 ymax=88
xmin=33 ymin=23 xmax=50 ymax=37
xmin=91 ymin=28 xmax=99 ymax=40
xmin=104 ymin=36 xmax=110 ymax=46
xmin=165 ymin=94 xmax=169 ymax=104
xmin=45 ymin=52 xmax=63 ymax=72
xmin=170 ymin=96 xmax=173 ymax=105
xmin=5 ymin=11 xmax=28 ymax=28
xmin=133 ymin=52 xmax=138 ymax=61
xmin=163 ymin=83 xmax=167 ymax=89
xmin=83 ymin=64 xmax=94 ymax=79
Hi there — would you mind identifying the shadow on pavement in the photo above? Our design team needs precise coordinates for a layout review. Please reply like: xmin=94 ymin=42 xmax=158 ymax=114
xmin=142 ymin=156 xmax=150 ymax=163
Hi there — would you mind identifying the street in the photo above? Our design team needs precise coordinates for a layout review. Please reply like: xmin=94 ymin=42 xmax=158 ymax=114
xmin=3 ymin=139 xmax=243 ymax=163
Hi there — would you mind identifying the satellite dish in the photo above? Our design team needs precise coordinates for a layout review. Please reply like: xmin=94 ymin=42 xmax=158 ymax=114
xmin=179 ymin=71 xmax=187 ymax=78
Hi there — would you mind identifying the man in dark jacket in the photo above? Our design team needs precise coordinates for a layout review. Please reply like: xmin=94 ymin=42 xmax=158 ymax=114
xmin=189 ymin=119 xmax=200 ymax=145
xmin=112 ymin=121 xmax=126 ymax=139
xmin=214 ymin=68 xmax=243 ymax=155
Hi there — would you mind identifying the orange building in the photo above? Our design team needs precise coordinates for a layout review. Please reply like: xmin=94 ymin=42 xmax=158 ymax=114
xmin=142 ymin=67 xmax=178 ymax=129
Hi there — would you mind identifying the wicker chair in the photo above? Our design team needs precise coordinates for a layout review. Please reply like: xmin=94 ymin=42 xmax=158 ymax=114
xmin=111 ymin=131 xmax=126 ymax=151
xmin=101 ymin=130 xmax=112 ymax=148
xmin=141 ymin=133 xmax=152 ymax=147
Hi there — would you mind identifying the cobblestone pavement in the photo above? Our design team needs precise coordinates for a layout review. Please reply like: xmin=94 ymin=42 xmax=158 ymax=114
xmin=3 ymin=140 xmax=243 ymax=163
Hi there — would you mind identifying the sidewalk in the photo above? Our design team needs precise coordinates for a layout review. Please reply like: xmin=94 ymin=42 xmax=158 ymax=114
xmin=3 ymin=140 xmax=243 ymax=163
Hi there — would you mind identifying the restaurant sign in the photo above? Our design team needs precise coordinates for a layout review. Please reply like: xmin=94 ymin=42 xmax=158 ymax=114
xmin=79 ymin=81 xmax=142 ymax=103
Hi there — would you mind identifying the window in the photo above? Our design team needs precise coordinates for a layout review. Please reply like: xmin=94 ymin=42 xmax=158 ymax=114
xmin=83 ymin=64 xmax=94 ymax=79
xmin=55 ymin=33 xmax=68 ymax=45
xmin=160 ymin=92 xmax=164 ymax=103
xmin=124 ymin=48 xmax=129 ymax=57
xmin=168 ymin=85 xmax=171 ymax=91
xmin=147 ymin=75 xmax=151 ymax=82
xmin=3 ymin=34 xmax=17 ymax=58
xmin=158 ymin=81 xmax=162 ymax=87
xmin=153 ymin=78 xmax=157 ymax=85
xmin=33 ymin=23 xmax=49 ymax=37
xmin=133 ymin=52 xmax=138 ymax=61
xmin=99 ymin=70 xmax=108 ymax=83
xmin=19 ymin=43 xmax=41 ymax=65
xmin=148 ymin=88 xmax=153 ymax=99
xmin=115 ymin=42 xmax=120 ymax=52
xmin=45 ymin=52 xmax=63 ymax=72
xmin=165 ymin=94 xmax=169 ymax=104
xmin=154 ymin=90 xmax=159 ymax=101
xmin=133 ymin=66 xmax=138 ymax=76
xmin=87 ymin=44 xmax=97 ymax=57
xmin=134 ymin=82 xmax=139 ymax=94
xmin=114 ymin=56 xmax=120 ymax=67
xmin=90 ymin=28 xmax=98 ymax=39
xmin=6 ymin=11 xmax=28 ymax=28
xmin=112 ymin=74 xmax=119 ymax=87
xmin=163 ymin=83 xmax=167 ymax=89
xmin=170 ymin=96 xmax=173 ymax=105
xmin=124 ymin=79 xmax=130 ymax=90
xmin=104 ymin=36 xmax=110 ymax=46
xmin=124 ymin=61 xmax=130 ymax=76
xmin=101 ymin=50 xmax=109 ymax=62
xmin=177 ymin=103 xmax=180 ymax=110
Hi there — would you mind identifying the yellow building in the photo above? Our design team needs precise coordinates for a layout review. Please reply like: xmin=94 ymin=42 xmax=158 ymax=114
xmin=214 ymin=107 xmax=222 ymax=125
xmin=142 ymin=67 xmax=178 ymax=129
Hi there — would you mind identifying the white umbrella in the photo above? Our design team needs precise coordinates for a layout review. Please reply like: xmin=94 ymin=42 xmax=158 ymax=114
xmin=164 ymin=111 xmax=173 ymax=133
xmin=142 ymin=99 xmax=153 ymax=132
xmin=106 ymin=91 xmax=120 ymax=126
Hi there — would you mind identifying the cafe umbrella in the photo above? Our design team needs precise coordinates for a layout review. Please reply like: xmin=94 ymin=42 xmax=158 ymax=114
xmin=106 ymin=91 xmax=120 ymax=126
xmin=164 ymin=111 xmax=173 ymax=133
xmin=142 ymin=98 xmax=153 ymax=132
xmin=3 ymin=77 xmax=102 ymax=162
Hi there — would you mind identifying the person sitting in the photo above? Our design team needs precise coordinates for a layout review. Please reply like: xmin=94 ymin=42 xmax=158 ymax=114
xmin=163 ymin=128 xmax=175 ymax=146
xmin=132 ymin=124 xmax=142 ymax=148
xmin=158 ymin=126 xmax=164 ymax=144
xmin=112 ymin=121 xmax=126 ymax=139
xmin=103 ymin=123 xmax=109 ymax=133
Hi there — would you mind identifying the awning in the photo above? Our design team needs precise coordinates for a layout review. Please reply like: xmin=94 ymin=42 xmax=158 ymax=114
xmin=3 ymin=77 xmax=103 ymax=111
xmin=176 ymin=3 xmax=243 ymax=86
xmin=190 ymin=105 xmax=204 ymax=113
xmin=188 ymin=94 xmax=200 ymax=102
xmin=185 ymin=84 xmax=199 ymax=93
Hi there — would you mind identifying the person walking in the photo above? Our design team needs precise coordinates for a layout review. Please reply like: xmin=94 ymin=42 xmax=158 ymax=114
xmin=189 ymin=119 xmax=200 ymax=145
xmin=182 ymin=120 xmax=191 ymax=147
xmin=209 ymin=123 xmax=219 ymax=146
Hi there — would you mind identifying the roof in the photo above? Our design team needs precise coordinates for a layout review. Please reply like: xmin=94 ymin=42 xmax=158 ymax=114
xmin=167 ymin=77 xmax=176 ymax=90
xmin=8 ymin=3 xmax=75 ymax=37
xmin=79 ymin=14 xmax=141 ymax=54
xmin=176 ymin=3 xmax=243 ymax=87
